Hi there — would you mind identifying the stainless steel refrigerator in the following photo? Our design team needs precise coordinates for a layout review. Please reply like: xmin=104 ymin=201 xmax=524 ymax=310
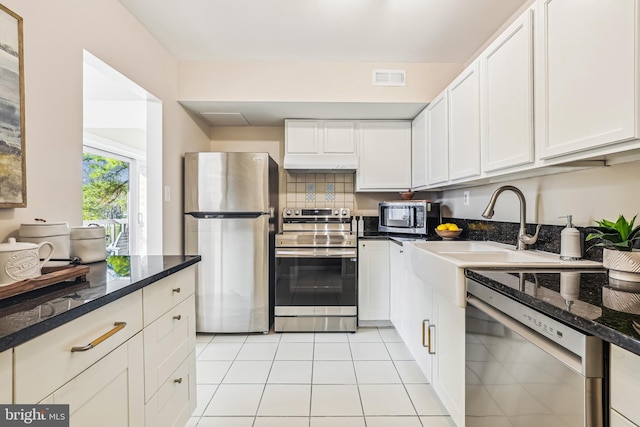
xmin=184 ymin=152 xmax=279 ymax=333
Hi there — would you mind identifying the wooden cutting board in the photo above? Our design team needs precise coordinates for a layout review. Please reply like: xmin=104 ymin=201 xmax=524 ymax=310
xmin=0 ymin=265 xmax=90 ymax=301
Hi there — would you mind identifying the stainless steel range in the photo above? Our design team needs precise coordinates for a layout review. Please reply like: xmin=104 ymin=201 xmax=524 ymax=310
xmin=274 ymin=207 xmax=357 ymax=332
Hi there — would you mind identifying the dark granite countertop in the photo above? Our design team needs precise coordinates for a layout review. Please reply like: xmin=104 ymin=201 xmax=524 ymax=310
xmin=0 ymin=255 xmax=200 ymax=352
xmin=466 ymin=267 xmax=640 ymax=356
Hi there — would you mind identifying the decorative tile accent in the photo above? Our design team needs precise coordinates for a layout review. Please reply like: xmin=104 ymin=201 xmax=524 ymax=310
xmin=325 ymin=183 xmax=335 ymax=202
xmin=285 ymin=173 xmax=355 ymax=210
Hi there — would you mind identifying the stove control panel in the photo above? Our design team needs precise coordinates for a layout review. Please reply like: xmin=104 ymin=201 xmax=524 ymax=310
xmin=283 ymin=207 xmax=351 ymax=220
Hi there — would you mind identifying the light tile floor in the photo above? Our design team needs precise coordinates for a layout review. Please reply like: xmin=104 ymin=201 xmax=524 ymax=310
xmin=189 ymin=327 xmax=455 ymax=427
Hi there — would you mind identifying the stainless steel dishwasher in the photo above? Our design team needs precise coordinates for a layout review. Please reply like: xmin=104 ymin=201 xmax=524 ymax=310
xmin=465 ymin=278 xmax=603 ymax=427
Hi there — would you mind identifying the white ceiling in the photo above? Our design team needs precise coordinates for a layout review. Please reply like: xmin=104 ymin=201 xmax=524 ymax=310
xmin=118 ymin=0 xmax=529 ymax=126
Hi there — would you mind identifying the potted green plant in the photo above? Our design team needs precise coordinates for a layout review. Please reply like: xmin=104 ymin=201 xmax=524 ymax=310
xmin=586 ymin=214 xmax=640 ymax=282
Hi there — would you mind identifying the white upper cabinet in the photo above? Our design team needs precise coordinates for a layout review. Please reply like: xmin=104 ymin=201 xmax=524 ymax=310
xmin=535 ymin=0 xmax=637 ymax=159
xmin=286 ymin=120 xmax=320 ymax=154
xmin=411 ymin=108 xmax=428 ymax=190
xmin=284 ymin=120 xmax=358 ymax=170
xmin=448 ymin=61 xmax=481 ymax=181
xmin=356 ymin=121 xmax=412 ymax=191
xmin=481 ymin=7 xmax=534 ymax=172
xmin=323 ymin=120 xmax=357 ymax=154
xmin=425 ymin=92 xmax=449 ymax=186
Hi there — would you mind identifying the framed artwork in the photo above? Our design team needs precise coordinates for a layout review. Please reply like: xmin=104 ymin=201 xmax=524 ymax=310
xmin=0 ymin=4 xmax=24 ymax=208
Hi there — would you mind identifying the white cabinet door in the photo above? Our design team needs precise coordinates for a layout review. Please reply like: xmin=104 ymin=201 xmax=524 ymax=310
xmin=611 ymin=344 xmax=640 ymax=426
xmin=358 ymin=240 xmax=390 ymax=322
xmin=389 ymin=243 xmax=411 ymax=341
xmin=389 ymin=244 xmax=402 ymax=330
xmin=481 ymin=7 xmax=534 ymax=172
xmin=535 ymin=0 xmax=636 ymax=159
xmin=426 ymin=93 xmax=449 ymax=186
xmin=42 ymin=333 xmax=144 ymax=427
xmin=323 ymin=120 xmax=356 ymax=154
xmin=448 ymin=62 xmax=481 ymax=181
xmin=410 ymin=272 xmax=433 ymax=383
xmin=432 ymin=291 xmax=465 ymax=427
xmin=285 ymin=120 xmax=320 ymax=154
xmin=411 ymin=108 xmax=428 ymax=190
xmin=356 ymin=121 xmax=412 ymax=191
xmin=611 ymin=410 xmax=637 ymax=427
xmin=0 ymin=349 xmax=11 ymax=403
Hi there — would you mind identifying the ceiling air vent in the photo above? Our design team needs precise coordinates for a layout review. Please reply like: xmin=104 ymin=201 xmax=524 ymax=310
xmin=372 ymin=69 xmax=406 ymax=87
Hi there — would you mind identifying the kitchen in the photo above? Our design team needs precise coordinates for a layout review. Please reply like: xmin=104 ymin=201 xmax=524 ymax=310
xmin=1 ymin=0 xmax=640 ymax=426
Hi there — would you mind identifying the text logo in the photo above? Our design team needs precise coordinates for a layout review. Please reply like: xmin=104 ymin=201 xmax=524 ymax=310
xmin=0 ymin=405 xmax=69 ymax=426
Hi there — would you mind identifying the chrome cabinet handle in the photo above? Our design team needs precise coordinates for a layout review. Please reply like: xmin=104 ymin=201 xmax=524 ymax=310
xmin=173 ymin=314 xmax=182 ymax=321
xmin=172 ymin=287 xmax=181 ymax=293
xmin=71 ymin=322 xmax=127 ymax=352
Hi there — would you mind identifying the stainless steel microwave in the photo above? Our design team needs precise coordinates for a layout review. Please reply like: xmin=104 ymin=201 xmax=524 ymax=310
xmin=378 ymin=201 xmax=441 ymax=235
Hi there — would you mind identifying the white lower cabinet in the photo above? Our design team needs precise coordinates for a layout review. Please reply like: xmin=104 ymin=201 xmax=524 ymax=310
xmin=143 ymin=266 xmax=197 ymax=427
xmin=358 ymin=240 xmax=390 ymax=323
xmin=14 ymin=290 xmax=144 ymax=404
xmin=145 ymin=351 xmax=197 ymax=427
xmin=431 ymin=292 xmax=465 ymax=426
xmin=391 ymin=245 xmax=464 ymax=427
xmin=409 ymin=269 xmax=433 ymax=383
xmin=41 ymin=333 xmax=144 ymax=427
xmin=11 ymin=265 xmax=198 ymax=427
xmin=611 ymin=344 xmax=640 ymax=426
xmin=612 ymin=410 xmax=637 ymax=427
xmin=389 ymin=242 xmax=411 ymax=339
xmin=0 ymin=349 xmax=11 ymax=403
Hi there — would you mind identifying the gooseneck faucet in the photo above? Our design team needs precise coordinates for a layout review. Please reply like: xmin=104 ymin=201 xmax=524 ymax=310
xmin=481 ymin=185 xmax=541 ymax=250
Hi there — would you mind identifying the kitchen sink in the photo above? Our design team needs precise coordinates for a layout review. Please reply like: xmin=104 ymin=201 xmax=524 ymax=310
xmin=406 ymin=240 xmax=602 ymax=307
xmin=437 ymin=250 xmax=557 ymax=264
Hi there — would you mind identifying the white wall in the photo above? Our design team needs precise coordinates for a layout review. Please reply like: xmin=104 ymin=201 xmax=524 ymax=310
xmin=179 ymin=61 xmax=463 ymax=103
xmin=0 ymin=0 xmax=210 ymax=253
xmin=440 ymin=161 xmax=640 ymax=228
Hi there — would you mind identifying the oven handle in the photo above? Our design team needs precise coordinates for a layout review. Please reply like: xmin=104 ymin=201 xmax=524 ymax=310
xmin=466 ymin=295 xmax=582 ymax=374
xmin=276 ymin=249 xmax=357 ymax=258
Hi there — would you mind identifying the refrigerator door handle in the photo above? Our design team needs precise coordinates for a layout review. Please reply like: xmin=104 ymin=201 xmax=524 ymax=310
xmin=186 ymin=212 xmax=267 ymax=219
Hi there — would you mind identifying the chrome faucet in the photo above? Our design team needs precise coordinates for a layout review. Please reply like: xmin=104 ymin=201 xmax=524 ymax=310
xmin=481 ymin=185 xmax=541 ymax=250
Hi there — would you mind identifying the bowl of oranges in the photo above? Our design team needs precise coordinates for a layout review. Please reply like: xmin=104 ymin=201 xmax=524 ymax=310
xmin=435 ymin=223 xmax=462 ymax=240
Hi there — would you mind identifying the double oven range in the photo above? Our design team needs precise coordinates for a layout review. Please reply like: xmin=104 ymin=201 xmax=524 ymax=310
xmin=274 ymin=207 xmax=357 ymax=332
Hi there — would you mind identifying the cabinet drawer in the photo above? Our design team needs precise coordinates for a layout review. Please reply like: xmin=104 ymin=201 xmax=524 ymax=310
xmin=40 ymin=333 xmax=144 ymax=426
xmin=145 ymin=350 xmax=196 ymax=427
xmin=0 ymin=349 xmax=11 ymax=403
xmin=14 ymin=290 xmax=143 ymax=403
xmin=143 ymin=266 xmax=196 ymax=327
xmin=144 ymin=294 xmax=196 ymax=401
xmin=611 ymin=345 xmax=640 ymax=425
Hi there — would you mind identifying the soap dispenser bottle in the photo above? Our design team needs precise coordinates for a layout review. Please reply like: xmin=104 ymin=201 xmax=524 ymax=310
xmin=560 ymin=215 xmax=582 ymax=261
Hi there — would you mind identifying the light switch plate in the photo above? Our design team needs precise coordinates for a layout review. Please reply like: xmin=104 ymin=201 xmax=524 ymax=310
xmin=164 ymin=185 xmax=171 ymax=202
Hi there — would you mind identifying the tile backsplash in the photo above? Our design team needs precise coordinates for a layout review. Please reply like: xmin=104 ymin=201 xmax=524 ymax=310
xmin=285 ymin=173 xmax=354 ymax=209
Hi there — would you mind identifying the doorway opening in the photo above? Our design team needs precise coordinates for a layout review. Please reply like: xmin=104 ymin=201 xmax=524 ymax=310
xmin=82 ymin=51 xmax=162 ymax=255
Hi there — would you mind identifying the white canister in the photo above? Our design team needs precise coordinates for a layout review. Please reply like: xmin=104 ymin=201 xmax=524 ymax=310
xmin=70 ymin=225 xmax=107 ymax=264
xmin=0 ymin=238 xmax=55 ymax=286
xmin=19 ymin=221 xmax=70 ymax=266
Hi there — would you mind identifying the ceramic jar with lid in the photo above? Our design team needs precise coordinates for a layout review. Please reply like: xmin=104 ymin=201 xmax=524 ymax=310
xmin=0 ymin=238 xmax=55 ymax=286
xmin=19 ymin=220 xmax=70 ymax=266
xmin=70 ymin=225 xmax=107 ymax=264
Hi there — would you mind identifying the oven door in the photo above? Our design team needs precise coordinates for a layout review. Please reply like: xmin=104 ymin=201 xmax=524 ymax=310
xmin=275 ymin=247 xmax=357 ymax=309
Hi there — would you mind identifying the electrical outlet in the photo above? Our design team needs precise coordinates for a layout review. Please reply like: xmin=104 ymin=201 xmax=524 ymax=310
xmin=463 ymin=191 xmax=470 ymax=206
